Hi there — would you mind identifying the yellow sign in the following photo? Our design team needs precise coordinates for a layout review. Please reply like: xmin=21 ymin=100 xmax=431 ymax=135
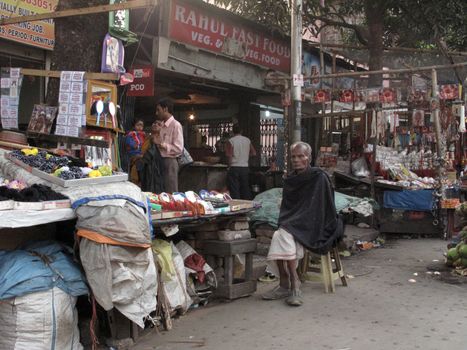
xmin=0 ymin=0 xmax=58 ymax=50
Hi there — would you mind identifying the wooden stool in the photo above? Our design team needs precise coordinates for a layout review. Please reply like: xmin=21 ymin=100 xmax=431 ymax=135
xmin=299 ymin=246 xmax=348 ymax=293
xmin=203 ymin=239 xmax=257 ymax=299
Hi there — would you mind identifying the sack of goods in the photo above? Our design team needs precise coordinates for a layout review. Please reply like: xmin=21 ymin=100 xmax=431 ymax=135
xmin=0 ymin=241 xmax=88 ymax=350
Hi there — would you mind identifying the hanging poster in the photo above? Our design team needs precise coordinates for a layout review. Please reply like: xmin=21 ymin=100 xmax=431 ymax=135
xmin=302 ymin=51 xmax=320 ymax=89
xmin=27 ymin=105 xmax=58 ymax=134
xmin=0 ymin=67 xmax=23 ymax=130
xmin=339 ymin=89 xmax=357 ymax=103
xmin=412 ymin=110 xmax=425 ymax=127
xmin=439 ymin=84 xmax=459 ymax=100
xmin=379 ymin=88 xmax=397 ymax=103
xmin=55 ymin=71 xmax=86 ymax=136
xmin=313 ymin=89 xmax=331 ymax=103
xmin=361 ymin=88 xmax=380 ymax=103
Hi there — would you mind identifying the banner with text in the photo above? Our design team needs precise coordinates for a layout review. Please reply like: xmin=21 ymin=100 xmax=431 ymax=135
xmin=168 ymin=0 xmax=291 ymax=73
xmin=0 ymin=0 xmax=57 ymax=50
xmin=127 ymin=66 xmax=154 ymax=97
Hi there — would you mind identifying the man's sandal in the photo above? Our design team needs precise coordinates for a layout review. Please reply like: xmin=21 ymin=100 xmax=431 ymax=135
xmin=286 ymin=289 xmax=303 ymax=306
xmin=261 ymin=286 xmax=290 ymax=300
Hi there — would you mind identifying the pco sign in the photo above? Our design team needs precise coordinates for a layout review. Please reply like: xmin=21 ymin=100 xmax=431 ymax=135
xmin=127 ymin=66 xmax=154 ymax=96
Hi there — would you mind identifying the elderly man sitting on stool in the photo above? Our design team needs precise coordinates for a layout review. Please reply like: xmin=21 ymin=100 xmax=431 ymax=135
xmin=262 ymin=141 xmax=344 ymax=306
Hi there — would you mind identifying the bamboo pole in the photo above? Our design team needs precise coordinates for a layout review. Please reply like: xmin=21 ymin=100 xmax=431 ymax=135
xmin=0 ymin=0 xmax=156 ymax=25
xmin=309 ymin=62 xmax=467 ymax=80
xmin=306 ymin=42 xmax=467 ymax=57
xmin=431 ymin=69 xmax=445 ymax=198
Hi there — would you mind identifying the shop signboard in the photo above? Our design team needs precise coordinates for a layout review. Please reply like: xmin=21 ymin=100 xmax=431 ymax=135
xmin=0 ymin=0 xmax=58 ymax=50
xmin=168 ymin=0 xmax=291 ymax=73
xmin=127 ymin=66 xmax=154 ymax=97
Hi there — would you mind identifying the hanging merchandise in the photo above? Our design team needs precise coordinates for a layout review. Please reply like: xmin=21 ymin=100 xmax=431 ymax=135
xmin=101 ymin=33 xmax=125 ymax=74
xmin=457 ymin=104 xmax=466 ymax=133
xmin=412 ymin=109 xmax=425 ymax=127
xmin=370 ymin=109 xmax=377 ymax=138
xmin=339 ymin=89 xmax=356 ymax=103
xmin=439 ymin=84 xmax=459 ymax=100
xmin=376 ymin=110 xmax=385 ymax=140
xmin=0 ymin=67 xmax=22 ymax=130
xmin=313 ymin=89 xmax=331 ymax=103
xmin=408 ymin=88 xmax=429 ymax=106
xmin=379 ymin=88 xmax=397 ymax=103
xmin=109 ymin=0 xmax=139 ymax=44
xmin=362 ymin=88 xmax=380 ymax=103
xmin=55 ymin=71 xmax=86 ymax=137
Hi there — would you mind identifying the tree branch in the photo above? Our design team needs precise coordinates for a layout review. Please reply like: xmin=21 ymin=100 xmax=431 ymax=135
xmin=306 ymin=14 xmax=369 ymax=45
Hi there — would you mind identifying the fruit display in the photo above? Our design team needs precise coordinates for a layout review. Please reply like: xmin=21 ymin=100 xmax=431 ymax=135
xmin=10 ymin=149 xmax=114 ymax=180
xmin=446 ymin=227 xmax=467 ymax=269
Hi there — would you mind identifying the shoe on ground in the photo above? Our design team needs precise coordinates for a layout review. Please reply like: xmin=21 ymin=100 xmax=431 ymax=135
xmin=286 ymin=289 xmax=303 ymax=306
xmin=262 ymin=286 xmax=290 ymax=300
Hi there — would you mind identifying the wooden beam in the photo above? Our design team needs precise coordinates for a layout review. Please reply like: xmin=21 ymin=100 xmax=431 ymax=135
xmin=0 ymin=0 xmax=156 ymax=26
xmin=21 ymin=68 xmax=118 ymax=81
xmin=310 ymin=62 xmax=467 ymax=80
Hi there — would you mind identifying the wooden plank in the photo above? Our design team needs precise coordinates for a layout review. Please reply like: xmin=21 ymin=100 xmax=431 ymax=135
xmin=27 ymin=132 xmax=109 ymax=148
xmin=245 ymin=253 xmax=253 ymax=281
xmin=224 ymin=256 xmax=233 ymax=285
xmin=0 ymin=0 xmax=156 ymax=25
xmin=21 ymin=68 xmax=118 ymax=81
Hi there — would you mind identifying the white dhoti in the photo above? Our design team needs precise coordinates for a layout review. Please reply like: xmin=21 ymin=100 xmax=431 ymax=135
xmin=266 ymin=227 xmax=304 ymax=276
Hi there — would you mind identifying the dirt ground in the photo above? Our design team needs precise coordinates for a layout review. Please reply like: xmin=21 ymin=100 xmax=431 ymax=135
xmin=132 ymin=238 xmax=467 ymax=350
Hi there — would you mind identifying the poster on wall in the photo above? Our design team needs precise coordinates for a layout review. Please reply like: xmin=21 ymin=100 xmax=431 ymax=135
xmin=0 ymin=67 xmax=22 ymax=130
xmin=0 ymin=0 xmax=58 ymax=50
xmin=302 ymin=51 xmax=320 ymax=89
xmin=27 ymin=105 xmax=58 ymax=134
xmin=55 ymin=71 xmax=86 ymax=137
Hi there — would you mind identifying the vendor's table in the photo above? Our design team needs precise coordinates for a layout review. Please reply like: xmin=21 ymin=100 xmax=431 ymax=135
xmin=0 ymin=208 xmax=75 ymax=229
xmin=151 ymin=208 xmax=257 ymax=227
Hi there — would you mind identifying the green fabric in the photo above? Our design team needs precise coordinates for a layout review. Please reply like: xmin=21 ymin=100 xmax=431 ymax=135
xmin=249 ymin=188 xmax=375 ymax=231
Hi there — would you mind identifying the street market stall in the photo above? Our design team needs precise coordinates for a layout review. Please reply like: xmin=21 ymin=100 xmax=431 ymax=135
xmin=0 ymin=144 xmax=261 ymax=347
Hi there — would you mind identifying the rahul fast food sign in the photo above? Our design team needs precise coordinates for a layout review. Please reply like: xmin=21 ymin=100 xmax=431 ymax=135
xmin=168 ymin=0 xmax=291 ymax=73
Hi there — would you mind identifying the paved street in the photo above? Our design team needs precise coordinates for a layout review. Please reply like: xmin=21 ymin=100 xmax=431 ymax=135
xmin=132 ymin=238 xmax=467 ymax=350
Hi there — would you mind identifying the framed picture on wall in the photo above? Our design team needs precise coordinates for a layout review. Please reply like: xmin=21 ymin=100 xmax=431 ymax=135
xmin=27 ymin=105 xmax=58 ymax=134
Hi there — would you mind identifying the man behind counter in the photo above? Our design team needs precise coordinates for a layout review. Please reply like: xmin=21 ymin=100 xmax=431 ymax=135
xmin=154 ymin=98 xmax=184 ymax=193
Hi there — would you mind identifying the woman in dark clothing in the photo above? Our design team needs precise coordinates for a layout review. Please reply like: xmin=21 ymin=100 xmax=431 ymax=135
xmin=139 ymin=122 xmax=165 ymax=193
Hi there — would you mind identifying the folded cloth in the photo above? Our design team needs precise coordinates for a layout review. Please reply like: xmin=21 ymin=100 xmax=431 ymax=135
xmin=184 ymin=254 xmax=206 ymax=284
xmin=152 ymin=239 xmax=176 ymax=281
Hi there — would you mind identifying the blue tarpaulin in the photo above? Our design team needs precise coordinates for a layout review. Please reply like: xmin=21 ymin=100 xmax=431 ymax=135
xmin=383 ymin=189 xmax=433 ymax=211
xmin=0 ymin=241 xmax=88 ymax=300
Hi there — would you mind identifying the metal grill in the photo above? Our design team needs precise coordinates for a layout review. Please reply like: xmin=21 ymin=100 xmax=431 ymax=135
xmin=260 ymin=118 xmax=278 ymax=165
xmin=196 ymin=121 xmax=233 ymax=152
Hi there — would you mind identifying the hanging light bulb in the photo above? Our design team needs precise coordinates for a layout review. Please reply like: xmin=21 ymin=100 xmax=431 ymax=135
xmin=265 ymin=109 xmax=270 ymax=117
xmin=188 ymin=107 xmax=195 ymax=121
